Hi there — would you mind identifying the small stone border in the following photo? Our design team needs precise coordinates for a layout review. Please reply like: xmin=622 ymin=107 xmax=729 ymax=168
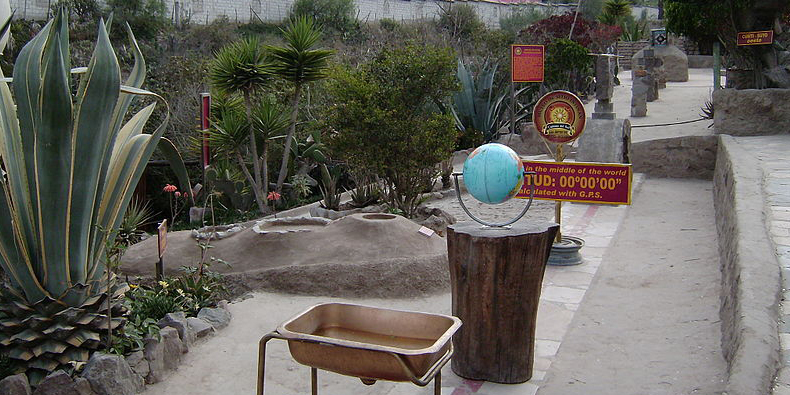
xmin=0 ymin=302 xmax=232 ymax=395
xmin=713 ymin=135 xmax=781 ymax=395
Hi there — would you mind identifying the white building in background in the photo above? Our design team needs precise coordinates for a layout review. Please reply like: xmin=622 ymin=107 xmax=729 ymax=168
xmin=8 ymin=0 xmax=657 ymax=29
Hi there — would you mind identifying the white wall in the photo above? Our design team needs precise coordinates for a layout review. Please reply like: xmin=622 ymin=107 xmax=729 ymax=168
xmin=9 ymin=0 xmax=659 ymax=30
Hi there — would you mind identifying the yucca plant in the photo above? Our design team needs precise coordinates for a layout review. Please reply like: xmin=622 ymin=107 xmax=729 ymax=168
xmin=269 ymin=16 xmax=334 ymax=193
xmin=0 ymin=10 xmax=185 ymax=383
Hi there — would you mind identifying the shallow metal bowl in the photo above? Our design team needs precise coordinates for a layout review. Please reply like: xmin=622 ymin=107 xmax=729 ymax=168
xmin=277 ymin=303 xmax=461 ymax=382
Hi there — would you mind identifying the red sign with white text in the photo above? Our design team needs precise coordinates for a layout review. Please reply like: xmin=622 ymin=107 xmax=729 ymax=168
xmin=737 ymin=30 xmax=773 ymax=46
xmin=511 ymin=45 xmax=544 ymax=83
xmin=516 ymin=161 xmax=632 ymax=205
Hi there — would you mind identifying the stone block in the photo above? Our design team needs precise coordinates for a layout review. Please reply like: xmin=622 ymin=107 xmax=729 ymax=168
xmin=0 ymin=373 xmax=31 ymax=395
xmin=160 ymin=327 xmax=184 ymax=371
xmin=187 ymin=317 xmax=215 ymax=338
xmin=713 ymin=88 xmax=790 ymax=136
xmin=575 ymin=118 xmax=631 ymax=164
xmin=197 ymin=307 xmax=232 ymax=330
xmin=143 ymin=336 xmax=165 ymax=384
xmin=81 ymin=353 xmax=143 ymax=395
xmin=158 ymin=311 xmax=194 ymax=352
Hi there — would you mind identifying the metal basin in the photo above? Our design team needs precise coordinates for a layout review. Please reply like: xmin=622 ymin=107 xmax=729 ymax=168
xmin=277 ymin=303 xmax=461 ymax=383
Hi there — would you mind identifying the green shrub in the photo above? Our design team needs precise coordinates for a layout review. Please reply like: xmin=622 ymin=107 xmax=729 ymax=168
xmin=290 ymin=0 xmax=359 ymax=36
xmin=106 ymin=0 xmax=169 ymax=40
xmin=545 ymin=38 xmax=593 ymax=95
xmin=327 ymin=44 xmax=458 ymax=217
xmin=437 ymin=3 xmax=485 ymax=40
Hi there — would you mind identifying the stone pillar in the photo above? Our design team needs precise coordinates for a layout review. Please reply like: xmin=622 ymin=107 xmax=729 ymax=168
xmin=631 ymin=69 xmax=648 ymax=117
xmin=592 ymin=55 xmax=616 ymax=120
xmin=644 ymin=49 xmax=660 ymax=102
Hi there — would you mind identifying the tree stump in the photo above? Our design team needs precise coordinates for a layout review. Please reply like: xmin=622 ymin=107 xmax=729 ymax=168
xmin=447 ymin=221 xmax=559 ymax=383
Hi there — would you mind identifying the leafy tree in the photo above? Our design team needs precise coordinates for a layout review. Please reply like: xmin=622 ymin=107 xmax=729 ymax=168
xmin=327 ymin=44 xmax=459 ymax=217
xmin=105 ymin=0 xmax=168 ymax=40
xmin=269 ymin=17 xmax=334 ymax=194
xmin=209 ymin=37 xmax=274 ymax=213
xmin=520 ymin=13 xmax=622 ymax=52
xmin=437 ymin=3 xmax=486 ymax=41
xmin=290 ymin=0 xmax=359 ymax=36
xmin=666 ymin=0 xmax=790 ymax=88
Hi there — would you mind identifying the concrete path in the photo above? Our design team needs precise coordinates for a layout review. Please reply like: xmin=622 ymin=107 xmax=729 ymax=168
xmin=538 ymin=178 xmax=727 ymax=395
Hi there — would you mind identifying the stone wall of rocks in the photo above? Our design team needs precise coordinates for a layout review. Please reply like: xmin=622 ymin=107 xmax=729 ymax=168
xmin=630 ymin=135 xmax=718 ymax=179
xmin=616 ymin=40 xmax=650 ymax=71
xmin=712 ymin=135 xmax=781 ymax=395
xmin=0 ymin=303 xmax=232 ymax=395
xmin=713 ymin=89 xmax=790 ymax=136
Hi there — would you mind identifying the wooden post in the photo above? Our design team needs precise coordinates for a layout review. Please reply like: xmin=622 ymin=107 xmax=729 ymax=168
xmin=447 ymin=221 xmax=559 ymax=383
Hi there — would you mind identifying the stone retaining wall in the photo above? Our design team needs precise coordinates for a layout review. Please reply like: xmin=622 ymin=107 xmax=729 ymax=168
xmin=630 ymin=135 xmax=717 ymax=179
xmin=713 ymin=135 xmax=781 ymax=395
xmin=714 ymin=89 xmax=790 ymax=136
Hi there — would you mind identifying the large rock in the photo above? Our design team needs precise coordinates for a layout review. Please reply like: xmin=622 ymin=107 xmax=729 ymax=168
xmin=0 ymin=373 xmax=31 ymax=395
xmin=631 ymin=45 xmax=688 ymax=82
xmin=124 ymin=351 xmax=150 ymax=382
xmin=159 ymin=326 xmax=184 ymax=371
xmin=187 ymin=317 xmax=215 ymax=338
xmin=143 ymin=336 xmax=165 ymax=384
xmin=713 ymin=88 xmax=790 ymax=136
xmin=158 ymin=311 xmax=194 ymax=351
xmin=576 ymin=118 xmax=631 ymax=164
xmin=32 ymin=370 xmax=94 ymax=395
xmin=81 ymin=353 xmax=143 ymax=395
xmin=197 ymin=307 xmax=231 ymax=330
xmin=631 ymin=135 xmax=718 ymax=179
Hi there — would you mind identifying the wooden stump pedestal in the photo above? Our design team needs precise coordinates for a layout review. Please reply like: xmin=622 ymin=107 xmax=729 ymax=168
xmin=447 ymin=221 xmax=559 ymax=384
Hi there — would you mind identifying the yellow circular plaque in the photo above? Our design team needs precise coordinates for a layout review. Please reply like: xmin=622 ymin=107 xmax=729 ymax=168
xmin=532 ymin=90 xmax=586 ymax=144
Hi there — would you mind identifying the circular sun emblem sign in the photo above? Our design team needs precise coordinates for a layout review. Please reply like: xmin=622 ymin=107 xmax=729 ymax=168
xmin=532 ymin=90 xmax=586 ymax=144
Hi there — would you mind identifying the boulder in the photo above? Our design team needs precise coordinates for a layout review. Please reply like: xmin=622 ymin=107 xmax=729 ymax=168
xmin=143 ymin=336 xmax=165 ymax=384
xmin=81 ymin=353 xmax=143 ymax=395
xmin=124 ymin=351 xmax=150 ymax=382
xmin=159 ymin=326 xmax=184 ymax=371
xmin=32 ymin=370 xmax=94 ymax=395
xmin=187 ymin=317 xmax=215 ymax=338
xmin=197 ymin=307 xmax=231 ymax=330
xmin=0 ymin=373 xmax=31 ymax=395
xmin=158 ymin=311 xmax=194 ymax=351
xmin=631 ymin=45 xmax=688 ymax=82
xmin=576 ymin=118 xmax=632 ymax=164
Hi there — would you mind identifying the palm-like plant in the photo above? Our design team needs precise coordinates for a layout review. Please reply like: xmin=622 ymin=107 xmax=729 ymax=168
xmin=209 ymin=37 xmax=274 ymax=214
xmin=269 ymin=16 xmax=334 ymax=194
xmin=0 ymin=10 xmax=178 ymax=382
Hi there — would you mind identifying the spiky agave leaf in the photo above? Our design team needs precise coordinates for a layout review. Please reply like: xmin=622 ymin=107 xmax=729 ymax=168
xmin=0 ymin=9 xmax=179 ymax=380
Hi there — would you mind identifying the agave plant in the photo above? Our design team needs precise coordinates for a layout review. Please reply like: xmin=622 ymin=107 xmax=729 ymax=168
xmin=0 ymin=10 xmax=186 ymax=382
xmin=452 ymin=60 xmax=534 ymax=143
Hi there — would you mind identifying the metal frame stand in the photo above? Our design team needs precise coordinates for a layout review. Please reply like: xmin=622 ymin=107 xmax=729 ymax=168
xmin=257 ymin=331 xmax=447 ymax=395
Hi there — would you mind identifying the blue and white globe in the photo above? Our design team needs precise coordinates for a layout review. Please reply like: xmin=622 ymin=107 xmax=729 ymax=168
xmin=462 ymin=143 xmax=524 ymax=205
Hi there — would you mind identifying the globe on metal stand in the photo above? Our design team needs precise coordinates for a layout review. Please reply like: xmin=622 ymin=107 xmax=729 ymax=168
xmin=452 ymin=143 xmax=535 ymax=227
xmin=446 ymin=143 xmax=559 ymax=382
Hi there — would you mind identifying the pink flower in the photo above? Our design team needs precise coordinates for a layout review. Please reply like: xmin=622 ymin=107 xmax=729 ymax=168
xmin=174 ymin=191 xmax=181 ymax=198
xmin=163 ymin=184 xmax=177 ymax=193
xmin=267 ymin=191 xmax=281 ymax=201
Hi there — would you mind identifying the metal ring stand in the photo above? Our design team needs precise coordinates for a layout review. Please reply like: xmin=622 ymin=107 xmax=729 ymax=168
xmin=453 ymin=172 xmax=537 ymax=228
xmin=257 ymin=331 xmax=450 ymax=395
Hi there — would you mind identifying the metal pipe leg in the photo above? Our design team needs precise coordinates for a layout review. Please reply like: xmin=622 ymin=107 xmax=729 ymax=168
xmin=257 ymin=334 xmax=276 ymax=395
xmin=434 ymin=371 xmax=441 ymax=395
xmin=311 ymin=367 xmax=318 ymax=395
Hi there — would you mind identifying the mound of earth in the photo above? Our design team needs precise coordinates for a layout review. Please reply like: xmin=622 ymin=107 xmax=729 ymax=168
xmin=121 ymin=213 xmax=450 ymax=297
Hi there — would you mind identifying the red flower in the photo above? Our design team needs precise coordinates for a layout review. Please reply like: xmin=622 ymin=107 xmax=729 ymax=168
xmin=267 ymin=191 xmax=281 ymax=201
xmin=174 ymin=191 xmax=181 ymax=198
xmin=163 ymin=184 xmax=177 ymax=193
